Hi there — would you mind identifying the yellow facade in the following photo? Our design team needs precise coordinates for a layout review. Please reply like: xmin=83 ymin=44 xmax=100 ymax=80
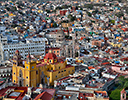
xmin=61 ymin=22 xmax=74 ymax=28
xmin=12 ymin=50 xmax=75 ymax=87
xmin=110 ymin=42 xmax=122 ymax=48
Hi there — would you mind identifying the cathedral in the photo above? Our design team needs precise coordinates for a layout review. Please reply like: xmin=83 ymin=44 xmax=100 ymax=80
xmin=12 ymin=50 xmax=75 ymax=87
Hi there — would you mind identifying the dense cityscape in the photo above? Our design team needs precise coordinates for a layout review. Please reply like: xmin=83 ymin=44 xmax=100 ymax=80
xmin=0 ymin=0 xmax=128 ymax=100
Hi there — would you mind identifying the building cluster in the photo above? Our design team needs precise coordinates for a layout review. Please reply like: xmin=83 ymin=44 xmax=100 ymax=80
xmin=0 ymin=0 xmax=128 ymax=100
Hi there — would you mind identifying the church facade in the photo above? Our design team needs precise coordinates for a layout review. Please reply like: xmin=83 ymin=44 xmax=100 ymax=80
xmin=12 ymin=50 xmax=75 ymax=87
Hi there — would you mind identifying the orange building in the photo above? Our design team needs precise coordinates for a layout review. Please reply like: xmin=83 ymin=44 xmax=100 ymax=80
xmin=91 ymin=40 xmax=102 ymax=47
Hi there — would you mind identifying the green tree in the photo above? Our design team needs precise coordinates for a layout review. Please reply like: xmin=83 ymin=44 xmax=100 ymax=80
xmin=118 ymin=76 xmax=128 ymax=88
xmin=87 ymin=12 xmax=92 ymax=17
xmin=110 ymin=89 xmax=121 ymax=100
xmin=124 ymin=81 xmax=128 ymax=88
xmin=110 ymin=76 xmax=128 ymax=100
xmin=53 ymin=23 xmax=57 ymax=27
xmin=110 ymin=20 xmax=115 ymax=24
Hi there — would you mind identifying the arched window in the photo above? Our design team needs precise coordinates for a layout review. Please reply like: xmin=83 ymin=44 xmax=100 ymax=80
xmin=49 ymin=60 xmax=52 ymax=63
xmin=19 ymin=69 xmax=23 ymax=77
xmin=123 ymin=93 xmax=125 ymax=99
xmin=43 ymin=58 xmax=46 ymax=62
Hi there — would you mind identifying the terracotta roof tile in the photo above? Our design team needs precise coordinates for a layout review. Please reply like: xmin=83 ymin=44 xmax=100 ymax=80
xmin=34 ymin=91 xmax=53 ymax=100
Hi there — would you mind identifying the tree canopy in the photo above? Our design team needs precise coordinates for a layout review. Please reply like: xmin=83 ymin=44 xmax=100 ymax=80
xmin=110 ymin=76 xmax=128 ymax=100
xmin=110 ymin=89 xmax=121 ymax=100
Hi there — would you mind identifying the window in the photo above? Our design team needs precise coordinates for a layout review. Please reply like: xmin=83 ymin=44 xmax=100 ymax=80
xmin=14 ymin=73 xmax=15 ymax=75
xmin=123 ymin=94 xmax=125 ymax=98
xmin=57 ymin=51 xmax=59 ymax=53
xmin=32 ymin=66 xmax=34 ymax=69
xmin=26 ymin=66 xmax=28 ymax=69
xmin=26 ymin=76 xmax=28 ymax=79
xmin=54 ymin=59 xmax=57 ymax=62
xmin=36 ymin=71 xmax=38 ymax=74
xmin=61 ymin=70 xmax=63 ymax=72
xmin=69 ymin=96 xmax=71 ymax=99
xmin=56 ymin=76 xmax=57 ymax=78
xmin=44 ymin=59 xmax=47 ymax=63
xmin=59 ymin=67 xmax=60 ymax=69
xmin=26 ymin=84 xmax=28 ymax=86
xmin=14 ymin=80 xmax=15 ymax=82
xmin=72 ymin=70 xmax=74 ymax=72
xmin=49 ymin=60 xmax=52 ymax=63
xmin=58 ymin=71 xmax=60 ymax=73
xmin=63 ymin=96 xmax=66 ymax=98
xmin=69 ymin=71 xmax=70 ymax=73
xmin=61 ymin=74 xmax=63 ymax=77
xmin=64 ymin=70 xmax=66 ymax=72
xmin=54 ymin=51 xmax=55 ymax=53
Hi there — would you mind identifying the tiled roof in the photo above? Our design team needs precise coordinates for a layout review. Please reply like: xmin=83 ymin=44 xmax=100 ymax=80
xmin=34 ymin=91 xmax=53 ymax=100
xmin=79 ymin=92 xmax=94 ymax=98
xmin=44 ymin=52 xmax=57 ymax=60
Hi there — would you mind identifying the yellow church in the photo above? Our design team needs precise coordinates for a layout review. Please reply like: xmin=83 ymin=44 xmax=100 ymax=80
xmin=12 ymin=50 xmax=75 ymax=87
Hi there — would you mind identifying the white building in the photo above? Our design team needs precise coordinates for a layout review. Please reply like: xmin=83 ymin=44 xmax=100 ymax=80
xmin=0 ymin=38 xmax=48 ymax=61
xmin=0 ymin=26 xmax=6 ymax=35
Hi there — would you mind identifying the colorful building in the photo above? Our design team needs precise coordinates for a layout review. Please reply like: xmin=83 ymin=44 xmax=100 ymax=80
xmin=45 ymin=47 xmax=60 ymax=57
xmin=109 ymin=42 xmax=122 ymax=48
xmin=12 ymin=50 xmax=75 ymax=87
xmin=0 ymin=86 xmax=55 ymax=100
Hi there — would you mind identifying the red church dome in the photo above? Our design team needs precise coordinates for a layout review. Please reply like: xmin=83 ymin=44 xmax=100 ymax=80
xmin=44 ymin=50 xmax=58 ymax=63
xmin=44 ymin=51 xmax=57 ymax=60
